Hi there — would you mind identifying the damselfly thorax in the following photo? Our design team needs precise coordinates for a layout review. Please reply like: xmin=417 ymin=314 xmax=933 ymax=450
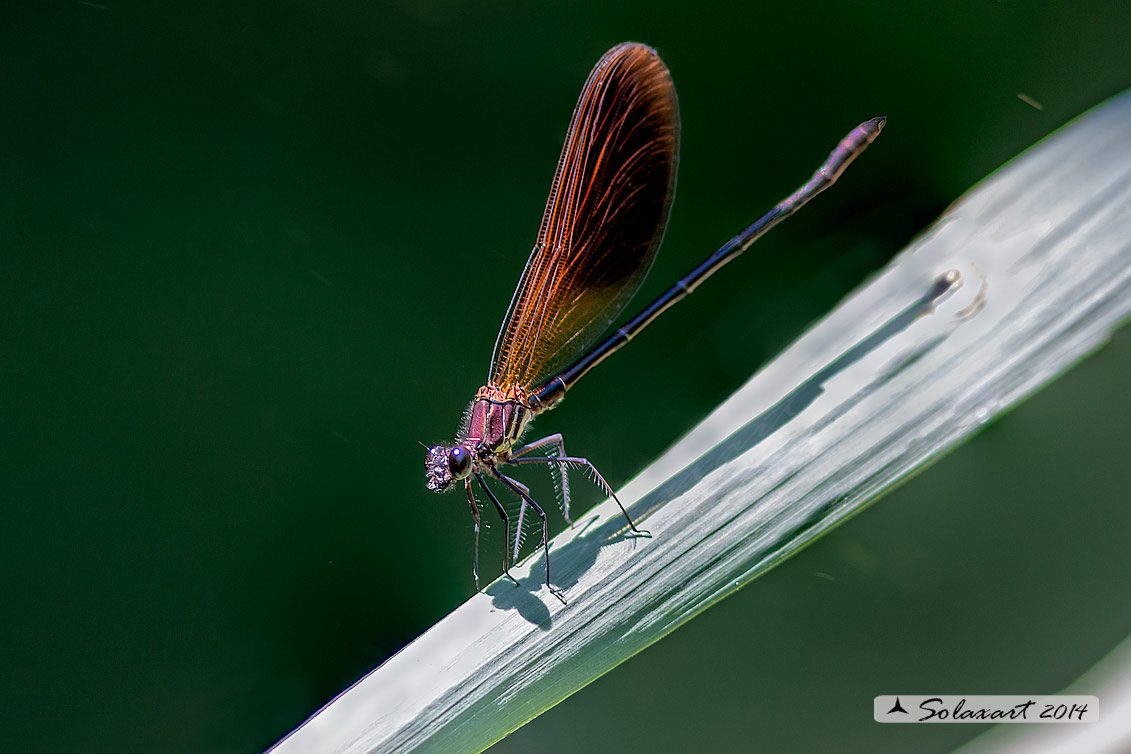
xmin=425 ymin=385 xmax=537 ymax=483
xmin=466 ymin=385 xmax=535 ymax=456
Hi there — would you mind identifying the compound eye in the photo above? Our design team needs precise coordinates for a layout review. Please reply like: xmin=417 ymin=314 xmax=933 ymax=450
xmin=448 ymin=446 xmax=472 ymax=479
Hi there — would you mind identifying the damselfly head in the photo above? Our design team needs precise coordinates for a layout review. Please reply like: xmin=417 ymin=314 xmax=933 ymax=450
xmin=425 ymin=443 xmax=472 ymax=492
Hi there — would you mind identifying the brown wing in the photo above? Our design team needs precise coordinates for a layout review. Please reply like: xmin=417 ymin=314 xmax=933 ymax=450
xmin=489 ymin=42 xmax=680 ymax=391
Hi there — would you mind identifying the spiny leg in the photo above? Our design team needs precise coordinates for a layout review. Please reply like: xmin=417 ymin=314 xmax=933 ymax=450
xmin=474 ymin=472 xmax=520 ymax=587
xmin=511 ymin=433 xmax=572 ymax=524
xmin=463 ymin=480 xmax=481 ymax=591
xmin=504 ymin=477 xmax=532 ymax=563
xmin=511 ymin=451 xmax=651 ymax=537
xmin=513 ymin=499 xmax=528 ymax=563
xmin=491 ymin=468 xmax=567 ymax=605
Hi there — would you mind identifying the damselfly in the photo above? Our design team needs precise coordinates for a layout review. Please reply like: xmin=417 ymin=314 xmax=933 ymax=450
xmin=425 ymin=42 xmax=884 ymax=604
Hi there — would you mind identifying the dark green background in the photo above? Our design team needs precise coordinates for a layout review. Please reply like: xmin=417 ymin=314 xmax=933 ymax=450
xmin=3 ymin=2 xmax=1130 ymax=753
